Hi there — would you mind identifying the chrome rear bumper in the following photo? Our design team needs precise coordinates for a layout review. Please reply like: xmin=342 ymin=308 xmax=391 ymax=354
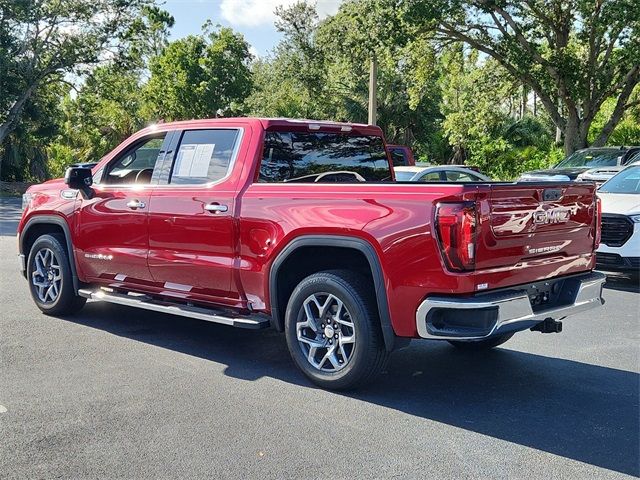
xmin=416 ymin=272 xmax=606 ymax=340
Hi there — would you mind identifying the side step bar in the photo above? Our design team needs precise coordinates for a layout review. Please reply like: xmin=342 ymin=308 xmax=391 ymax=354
xmin=78 ymin=288 xmax=270 ymax=330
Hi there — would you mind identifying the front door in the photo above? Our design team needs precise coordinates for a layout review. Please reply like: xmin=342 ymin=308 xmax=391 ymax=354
xmin=147 ymin=127 xmax=244 ymax=304
xmin=74 ymin=132 xmax=172 ymax=285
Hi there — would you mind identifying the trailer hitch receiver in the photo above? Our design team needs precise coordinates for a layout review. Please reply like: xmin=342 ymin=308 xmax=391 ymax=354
xmin=530 ymin=317 xmax=563 ymax=333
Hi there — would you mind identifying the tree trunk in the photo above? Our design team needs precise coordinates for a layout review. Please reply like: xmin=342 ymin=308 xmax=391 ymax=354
xmin=0 ymin=84 xmax=37 ymax=146
xmin=563 ymin=112 xmax=588 ymax=156
xmin=368 ymin=54 xmax=377 ymax=126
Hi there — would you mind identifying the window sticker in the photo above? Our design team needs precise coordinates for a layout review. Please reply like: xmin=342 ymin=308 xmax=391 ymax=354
xmin=174 ymin=143 xmax=215 ymax=178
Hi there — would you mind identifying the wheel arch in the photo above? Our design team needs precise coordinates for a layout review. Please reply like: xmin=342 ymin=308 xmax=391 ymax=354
xmin=268 ymin=235 xmax=402 ymax=351
xmin=20 ymin=215 xmax=80 ymax=293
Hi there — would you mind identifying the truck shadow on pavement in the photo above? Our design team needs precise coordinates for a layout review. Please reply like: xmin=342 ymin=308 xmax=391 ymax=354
xmin=65 ymin=301 xmax=639 ymax=477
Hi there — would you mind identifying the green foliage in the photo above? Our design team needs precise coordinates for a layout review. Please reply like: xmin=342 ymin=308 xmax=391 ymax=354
xmin=247 ymin=1 xmax=447 ymax=162
xmin=144 ymin=27 xmax=253 ymax=121
xmin=502 ymin=117 xmax=553 ymax=149
xmin=2 ymin=0 xmax=639 ymax=183
xmin=0 ymin=81 xmax=65 ymax=181
xmin=0 ymin=0 xmax=157 ymax=143
xmin=398 ymin=0 xmax=640 ymax=154
xmin=46 ymin=142 xmax=75 ymax=179
xmin=470 ymin=142 xmax=563 ymax=180
xmin=0 ymin=0 xmax=172 ymax=179
xmin=62 ymin=65 xmax=148 ymax=163
xmin=589 ymin=95 xmax=640 ymax=146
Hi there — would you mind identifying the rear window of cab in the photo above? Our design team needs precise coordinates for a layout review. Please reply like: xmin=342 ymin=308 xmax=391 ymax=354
xmin=259 ymin=131 xmax=392 ymax=183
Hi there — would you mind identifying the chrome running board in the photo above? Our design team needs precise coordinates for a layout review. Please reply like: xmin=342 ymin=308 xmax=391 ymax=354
xmin=78 ymin=288 xmax=270 ymax=330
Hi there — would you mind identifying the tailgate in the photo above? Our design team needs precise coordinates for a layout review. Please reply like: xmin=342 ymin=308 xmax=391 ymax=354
xmin=475 ymin=182 xmax=597 ymax=270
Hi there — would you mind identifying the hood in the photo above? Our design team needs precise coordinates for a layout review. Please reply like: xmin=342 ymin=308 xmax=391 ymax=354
xmin=598 ymin=192 xmax=640 ymax=215
xmin=26 ymin=177 xmax=65 ymax=193
xmin=525 ymin=167 xmax=589 ymax=180
xmin=576 ymin=166 xmax=623 ymax=183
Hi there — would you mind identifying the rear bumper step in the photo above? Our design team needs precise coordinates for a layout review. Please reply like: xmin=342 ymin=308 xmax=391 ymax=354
xmin=415 ymin=271 xmax=606 ymax=340
xmin=78 ymin=288 xmax=270 ymax=330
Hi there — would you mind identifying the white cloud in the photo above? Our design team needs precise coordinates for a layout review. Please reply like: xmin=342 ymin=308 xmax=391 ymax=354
xmin=220 ymin=0 xmax=342 ymax=27
xmin=248 ymin=45 xmax=260 ymax=58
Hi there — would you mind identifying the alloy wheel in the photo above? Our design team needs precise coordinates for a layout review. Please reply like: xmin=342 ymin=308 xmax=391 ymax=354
xmin=31 ymin=248 xmax=62 ymax=303
xmin=296 ymin=292 xmax=356 ymax=372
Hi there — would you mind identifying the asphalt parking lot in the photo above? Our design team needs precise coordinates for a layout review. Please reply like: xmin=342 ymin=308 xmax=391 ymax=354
xmin=1 ymin=197 xmax=639 ymax=479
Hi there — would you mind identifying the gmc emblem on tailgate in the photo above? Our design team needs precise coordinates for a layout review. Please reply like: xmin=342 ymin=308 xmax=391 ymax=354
xmin=533 ymin=208 xmax=572 ymax=225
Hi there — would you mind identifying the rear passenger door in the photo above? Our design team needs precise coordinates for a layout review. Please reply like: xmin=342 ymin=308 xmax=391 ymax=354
xmin=147 ymin=127 xmax=245 ymax=305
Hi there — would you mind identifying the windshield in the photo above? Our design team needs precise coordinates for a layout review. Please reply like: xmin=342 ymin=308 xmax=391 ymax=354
xmin=555 ymin=150 xmax=622 ymax=168
xmin=599 ymin=166 xmax=640 ymax=194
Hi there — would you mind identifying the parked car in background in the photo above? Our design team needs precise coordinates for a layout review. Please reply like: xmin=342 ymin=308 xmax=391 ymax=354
xmin=394 ymin=165 xmax=492 ymax=182
xmin=575 ymin=166 xmax=627 ymax=185
xmin=520 ymin=146 xmax=640 ymax=182
xmin=576 ymin=150 xmax=640 ymax=185
xmin=596 ymin=165 xmax=640 ymax=276
xmin=387 ymin=144 xmax=416 ymax=166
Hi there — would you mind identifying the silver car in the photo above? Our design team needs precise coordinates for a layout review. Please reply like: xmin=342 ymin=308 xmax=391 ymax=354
xmin=577 ymin=151 xmax=640 ymax=185
xmin=394 ymin=165 xmax=492 ymax=182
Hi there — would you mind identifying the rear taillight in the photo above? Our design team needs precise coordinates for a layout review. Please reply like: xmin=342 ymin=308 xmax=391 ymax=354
xmin=435 ymin=202 xmax=477 ymax=272
xmin=594 ymin=196 xmax=602 ymax=248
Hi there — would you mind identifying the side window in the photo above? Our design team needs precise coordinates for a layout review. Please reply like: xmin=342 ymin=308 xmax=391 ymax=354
xmin=418 ymin=171 xmax=443 ymax=182
xmin=170 ymin=129 xmax=239 ymax=185
xmin=103 ymin=135 xmax=166 ymax=185
xmin=389 ymin=148 xmax=407 ymax=166
xmin=445 ymin=171 xmax=475 ymax=182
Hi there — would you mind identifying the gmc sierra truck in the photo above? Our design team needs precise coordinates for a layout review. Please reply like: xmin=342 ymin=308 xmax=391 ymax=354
xmin=18 ymin=118 xmax=605 ymax=389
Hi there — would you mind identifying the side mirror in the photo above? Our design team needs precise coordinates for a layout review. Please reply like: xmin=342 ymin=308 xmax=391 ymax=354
xmin=65 ymin=167 xmax=94 ymax=199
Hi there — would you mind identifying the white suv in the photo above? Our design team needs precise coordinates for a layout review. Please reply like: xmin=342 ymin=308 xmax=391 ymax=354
xmin=596 ymin=165 xmax=640 ymax=276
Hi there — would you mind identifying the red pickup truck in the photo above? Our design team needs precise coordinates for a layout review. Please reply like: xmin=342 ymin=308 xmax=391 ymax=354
xmin=18 ymin=118 xmax=605 ymax=389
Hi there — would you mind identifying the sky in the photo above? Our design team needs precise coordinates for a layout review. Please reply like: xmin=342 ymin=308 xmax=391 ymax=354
xmin=162 ymin=0 xmax=343 ymax=57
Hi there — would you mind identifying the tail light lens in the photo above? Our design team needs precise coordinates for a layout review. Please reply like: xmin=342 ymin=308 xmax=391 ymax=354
xmin=435 ymin=202 xmax=477 ymax=272
xmin=594 ymin=196 xmax=602 ymax=248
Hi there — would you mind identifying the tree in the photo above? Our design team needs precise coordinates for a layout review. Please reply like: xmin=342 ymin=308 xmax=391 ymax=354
xmin=246 ymin=2 xmax=331 ymax=119
xmin=60 ymin=65 xmax=147 ymax=163
xmin=0 ymin=0 xmax=155 ymax=152
xmin=317 ymin=0 xmax=447 ymax=161
xmin=144 ymin=26 xmax=253 ymax=121
xmin=0 ymin=81 xmax=66 ymax=180
xmin=400 ymin=0 xmax=640 ymax=155
xmin=246 ymin=1 xmax=447 ymax=161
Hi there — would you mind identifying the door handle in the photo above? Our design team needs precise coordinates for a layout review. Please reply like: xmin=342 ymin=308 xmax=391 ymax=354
xmin=126 ymin=199 xmax=146 ymax=209
xmin=204 ymin=203 xmax=228 ymax=213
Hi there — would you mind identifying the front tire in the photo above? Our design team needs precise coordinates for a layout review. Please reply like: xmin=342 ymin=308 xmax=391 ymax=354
xmin=284 ymin=270 xmax=388 ymax=390
xmin=27 ymin=234 xmax=86 ymax=316
xmin=447 ymin=332 xmax=514 ymax=351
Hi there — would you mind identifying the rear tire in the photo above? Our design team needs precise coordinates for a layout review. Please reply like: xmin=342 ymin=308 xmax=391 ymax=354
xmin=284 ymin=270 xmax=388 ymax=390
xmin=27 ymin=234 xmax=86 ymax=316
xmin=448 ymin=332 xmax=514 ymax=351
